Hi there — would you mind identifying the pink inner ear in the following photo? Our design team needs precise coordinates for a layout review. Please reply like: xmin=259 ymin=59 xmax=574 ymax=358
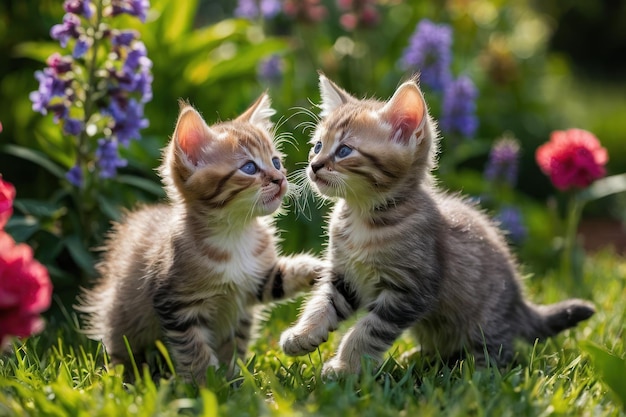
xmin=383 ymin=85 xmax=425 ymax=143
xmin=176 ymin=109 xmax=208 ymax=165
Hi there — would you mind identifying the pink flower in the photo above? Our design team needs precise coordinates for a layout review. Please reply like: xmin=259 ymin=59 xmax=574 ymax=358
xmin=0 ymin=177 xmax=16 ymax=229
xmin=536 ymin=128 xmax=608 ymax=191
xmin=0 ymin=231 xmax=53 ymax=346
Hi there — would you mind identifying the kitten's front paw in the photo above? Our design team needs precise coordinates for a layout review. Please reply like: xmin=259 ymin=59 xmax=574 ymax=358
xmin=280 ymin=326 xmax=328 ymax=356
xmin=321 ymin=357 xmax=359 ymax=381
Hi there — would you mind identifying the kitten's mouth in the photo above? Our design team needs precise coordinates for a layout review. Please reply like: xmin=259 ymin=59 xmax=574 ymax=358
xmin=314 ymin=176 xmax=332 ymax=188
xmin=261 ymin=183 xmax=287 ymax=208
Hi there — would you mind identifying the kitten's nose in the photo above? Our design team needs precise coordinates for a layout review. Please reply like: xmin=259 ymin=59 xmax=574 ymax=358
xmin=270 ymin=176 xmax=283 ymax=185
xmin=311 ymin=162 xmax=324 ymax=174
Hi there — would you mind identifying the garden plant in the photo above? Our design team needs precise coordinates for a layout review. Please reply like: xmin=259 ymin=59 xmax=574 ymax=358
xmin=1 ymin=0 xmax=626 ymax=415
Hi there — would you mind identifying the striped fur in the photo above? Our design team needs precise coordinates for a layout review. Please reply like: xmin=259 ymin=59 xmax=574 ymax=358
xmin=280 ymin=75 xmax=595 ymax=378
xmin=76 ymin=94 xmax=324 ymax=384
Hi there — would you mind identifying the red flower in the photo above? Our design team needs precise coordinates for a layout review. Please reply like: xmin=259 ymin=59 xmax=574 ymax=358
xmin=0 ymin=177 xmax=15 ymax=229
xmin=536 ymin=129 xmax=608 ymax=191
xmin=0 ymin=231 xmax=52 ymax=346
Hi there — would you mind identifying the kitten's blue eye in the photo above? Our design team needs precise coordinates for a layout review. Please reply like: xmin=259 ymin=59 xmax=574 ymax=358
xmin=272 ymin=157 xmax=281 ymax=170
xmin=336 ymin=145 xmax=353 ymax=158
xmin=313 ymin=141 xmax=322 ymax=154
xmin=240 ymin=161 xmax=258 ymax=175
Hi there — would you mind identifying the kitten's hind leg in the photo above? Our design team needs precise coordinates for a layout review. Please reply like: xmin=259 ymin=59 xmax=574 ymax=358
xmin=165 ymin=326 xmax=220 ymax=384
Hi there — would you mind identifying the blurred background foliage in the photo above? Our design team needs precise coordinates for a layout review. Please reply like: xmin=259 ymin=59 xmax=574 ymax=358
xmin=0 ymin=0 xmax=625 ymax=316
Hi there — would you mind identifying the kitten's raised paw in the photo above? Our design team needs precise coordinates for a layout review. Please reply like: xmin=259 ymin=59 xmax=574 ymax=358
xmin=280 ymin=326 xmax=327 ymax=356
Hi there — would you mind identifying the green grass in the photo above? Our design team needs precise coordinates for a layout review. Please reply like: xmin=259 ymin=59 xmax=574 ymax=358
xmin=1 ymin=252 xmax=625 ymax=416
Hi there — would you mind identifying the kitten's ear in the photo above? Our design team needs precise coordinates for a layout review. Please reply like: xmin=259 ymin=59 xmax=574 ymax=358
xmin=173 ymin=104 xmax=216 ymax=166
xmin=379 ymin=81 xmax=426 ymax=144
xmin=237 ymin=92 xmax=276 ymax=130
xmin=318 ymin=73 xmax=353 ymax=117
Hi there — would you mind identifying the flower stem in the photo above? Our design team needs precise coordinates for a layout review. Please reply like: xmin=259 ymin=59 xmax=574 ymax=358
xmin=560 ymin=193 xmax=584 ymax=283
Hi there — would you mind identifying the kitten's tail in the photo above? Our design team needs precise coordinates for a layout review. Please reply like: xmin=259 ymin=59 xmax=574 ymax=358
xmin=520 ymin=299 xmax=595 ymax=342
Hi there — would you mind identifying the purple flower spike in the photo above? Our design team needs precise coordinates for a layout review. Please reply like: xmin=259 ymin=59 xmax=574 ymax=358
xmin=441 ymin=75 xmax=479 ymax=138
xmin=496 ymin=206 xmax=526 ymax=243
xmin=50 ymin=13 xmax=81 ymax=48
xmin=484 ymin=137 xmax=521 ymax=186
xmin=32 ymin=0 xmax=153 ymax=184
xmin=260 ymin=0 xmax=281 ymax=18
xmin=235 ymin=0 xmax=259 ymax=19
xmin=401 ymin=19 xmax=452 ymax=92
xmin=257 ymin=55 xmax=283 ymax=83
xmin=96 ymin=138 xmax=128 ymax=178
xmin=66 ymin=164 xmax=84 ymax=187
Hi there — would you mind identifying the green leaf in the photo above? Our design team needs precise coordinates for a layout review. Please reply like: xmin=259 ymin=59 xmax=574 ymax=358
xmin=194 ymin=39 xmax=287 ymax=85
xmin=0 ymin=144 xmax=66 ymax=179
xmin=116 ymin=175 xmax=165 ymax=197
xmin=580 ymin=341 xmax=626 ymax=409
xmin=578 ymin=173 xmax=626 ymax=203
xmin=64 ymin=235 xmax=96 ymax=276
xmin=13 ymin=41 xmax=60 ymax=62
xmin=13 ymin=199 xmax=65 ymax=218
xmin=162 ymin=0 xmax=198 ymax=42
xmin=96 ymin=194 xmax=122 ymax=221
xmin=4 ymin=216 xmax=40 ymax=242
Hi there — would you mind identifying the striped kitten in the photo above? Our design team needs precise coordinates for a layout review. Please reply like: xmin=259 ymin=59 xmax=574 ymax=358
xmin=77 ymin=94 xmax=323 ymax=384
xmin=280 ymin=75 xmax=595 ymax=378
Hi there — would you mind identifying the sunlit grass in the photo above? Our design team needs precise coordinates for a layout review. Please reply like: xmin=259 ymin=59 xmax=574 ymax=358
xmin=1 ymin=251 xmax=625 ymax=416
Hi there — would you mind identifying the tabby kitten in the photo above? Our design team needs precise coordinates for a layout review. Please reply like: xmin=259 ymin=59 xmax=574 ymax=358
xmin=280 ymin=75 xmax=595 ymax=378
xmin=78 ymin=94 xmax=323 ymax=384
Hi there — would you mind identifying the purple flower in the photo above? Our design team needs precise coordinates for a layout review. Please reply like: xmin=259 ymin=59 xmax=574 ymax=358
xmin=257 ymin=55 xmax=283 ymax=83
xmin=110 ymin=0 xmax=150 ymax=22
xmin=63 ymin=117 xmax=83 ymax=136
xmin=260 ymin=0 xmax=281 ymax=18
xmin=484 ymin=137 xmax=520 ymax=186
xmin=441 ymin=75 xmax=478 ymax=138
xmin=235 ymin=0 xmax=259 ymax=19
xmin=107 ymin=98 xmax=149 ymax=145
xmin=66 ymin=164 xmax=83 ymax=187
xmin=29 ymin=68 xmax=69 ymax=115
xmin=235 ymin=0 xmax=281 ymax=19
xmin=64 ymin=0 xmax=93 ymax=18
xmin=401 ymin=19 xmax=452 ymax=91
xmin=72 ymin=36 xmax=92 ymax=58
xmin=112 ymin=30 xmax=137 ymax=47
xmin=123 ymin=41 xmax=149 ymax=72
xmin=496 ymin=206 xmax=526 ymax=243
xmin=50 ymin=13 xmax=81 ymax=48
xmin=96 ymin=139 xmax=127 ymax=178
xmin=46 ymin=53 xmax=73 ymax=75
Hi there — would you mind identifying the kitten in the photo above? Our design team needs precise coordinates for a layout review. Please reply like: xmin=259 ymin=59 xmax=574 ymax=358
xmin=280 ymin=74 xmax=595 ymax=378
xmin=77 ymin=94 xmax=323 ymax=384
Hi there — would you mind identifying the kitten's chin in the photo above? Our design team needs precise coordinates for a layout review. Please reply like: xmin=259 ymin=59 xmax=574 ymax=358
xmin=260 ymin=186 xmax=286 ymax=214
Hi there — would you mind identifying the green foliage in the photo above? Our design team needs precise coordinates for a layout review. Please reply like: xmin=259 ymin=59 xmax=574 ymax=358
xmin=1 ymin=0 xmax=626 ymax=413
xmin=1 ymin=253 xmax=625 ymax=416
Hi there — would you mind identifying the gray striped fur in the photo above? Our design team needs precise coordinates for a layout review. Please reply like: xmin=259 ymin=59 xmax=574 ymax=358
xmin=76 ymin=94 xmax=324 ymax=384
xmin=280 ymin=75 xmax=594 ymax=378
